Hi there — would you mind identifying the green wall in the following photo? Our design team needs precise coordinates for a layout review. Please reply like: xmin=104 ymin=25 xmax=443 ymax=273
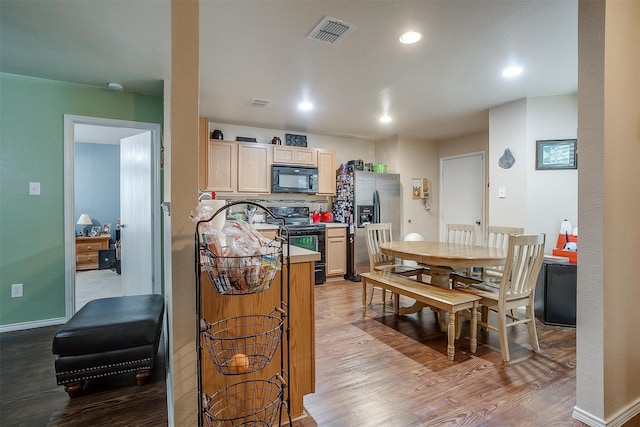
xmin=0 ymin=73 xmax=163 ymax=327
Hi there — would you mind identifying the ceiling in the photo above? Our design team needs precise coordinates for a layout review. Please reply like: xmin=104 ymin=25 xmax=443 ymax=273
xmin=0 ymin=0 xmax=577 ymax=142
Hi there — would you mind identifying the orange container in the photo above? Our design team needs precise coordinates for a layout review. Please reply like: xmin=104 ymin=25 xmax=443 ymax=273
xmin=552 ymin=234 xmax=578 ymax=264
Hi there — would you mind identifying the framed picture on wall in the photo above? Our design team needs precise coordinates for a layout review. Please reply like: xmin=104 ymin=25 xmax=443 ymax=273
xmin=536 ymin=139 xmax=577 ymax=170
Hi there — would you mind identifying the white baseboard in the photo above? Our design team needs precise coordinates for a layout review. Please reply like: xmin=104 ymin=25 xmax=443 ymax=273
xmin=0 ymin=317 xmax=66 ymax=334
xmin=573 ymin=407 xmax=605 ymax=427
xmin=607 ymin=398 xmax=640 ymax=427
xmin=574 ymin=399 xmax=640 ymax=427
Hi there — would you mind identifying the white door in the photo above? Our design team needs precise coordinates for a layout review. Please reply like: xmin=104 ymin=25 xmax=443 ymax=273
xmin=120 ymin=131 xmax=154 ymax=295
xmin=440 ymin=152 xmax=485 ymax=244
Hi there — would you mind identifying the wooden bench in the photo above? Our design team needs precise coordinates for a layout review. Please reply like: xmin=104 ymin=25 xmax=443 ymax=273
xmin=361 ymin=271 xmax=481 ymax=361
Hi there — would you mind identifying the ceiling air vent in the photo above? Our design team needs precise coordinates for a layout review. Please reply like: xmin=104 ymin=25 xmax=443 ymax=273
xmin=307 ymin=16 xmax=355 ymax=45
xmin=247 ymin=98 xmax=271 ymax=108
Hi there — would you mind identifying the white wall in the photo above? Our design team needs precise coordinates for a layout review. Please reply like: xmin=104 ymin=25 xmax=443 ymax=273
xmin=575 ymin=1 xmax=640 ymax=425
xmin=526 ymin=95 xmax=578 ymax=250
xmin=488 ymin=99 xmax=528 ymax=231
xmin=398 ymin=136 xmax=439 ymax=241
xmin=375 ymin=135 xmax=399 ymax=173
xmin=488 ymin=96 xmax=577 ymax=253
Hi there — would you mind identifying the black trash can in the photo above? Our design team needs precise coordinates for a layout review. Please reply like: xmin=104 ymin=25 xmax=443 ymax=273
xmin=98 ymin=249 xmax=116 ymax=270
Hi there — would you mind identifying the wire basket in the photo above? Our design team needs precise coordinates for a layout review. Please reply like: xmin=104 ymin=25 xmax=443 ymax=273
xmin=202 ymin=313 xmax=283 ymax=375
xmin=202 ymin=376 xmax=283 ymax=427
xmin=200 ymin=239 xmax=282 ymax=295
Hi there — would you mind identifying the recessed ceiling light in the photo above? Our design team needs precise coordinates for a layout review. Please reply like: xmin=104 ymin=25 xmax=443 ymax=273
xmin=107 ymin=82 xmax=124 ymax=91
xmin=399 ymin=31 xmax=422 ymax=44
xmin=502 ymin=67 xmax=523 ymax=77
xmin=298 ymin=101 xmax=313 ymax=111
xmin=379 ymin=114 xmax=392 ymax=124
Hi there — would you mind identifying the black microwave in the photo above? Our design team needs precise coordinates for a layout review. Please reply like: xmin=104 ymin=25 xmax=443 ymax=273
xmin=272 ymin=165 xmax=318 ymax=194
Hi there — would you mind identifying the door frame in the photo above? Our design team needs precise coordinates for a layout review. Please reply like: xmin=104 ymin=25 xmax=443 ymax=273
xmin=63 ymin=114 xmax=162 ymax=319
xmin=439 ymin=151 xmax=486 ymax=243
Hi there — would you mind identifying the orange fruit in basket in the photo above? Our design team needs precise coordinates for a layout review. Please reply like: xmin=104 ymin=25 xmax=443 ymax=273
xmin=228 ymin=353 xmax=249 ymax=374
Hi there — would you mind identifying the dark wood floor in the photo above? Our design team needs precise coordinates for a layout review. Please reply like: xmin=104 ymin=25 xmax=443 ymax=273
xmin=0 ymin=325 xmax=167 ymax=426
xmin=2 ymin=280 xmax=631 ymax=426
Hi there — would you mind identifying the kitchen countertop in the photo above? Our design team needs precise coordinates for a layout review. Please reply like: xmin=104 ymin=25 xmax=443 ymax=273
xmin=252 ymin=223 xmax=279 ymax=230
xmin=252 ymin=222 xmax=347 ymax=229
xmin=323 ymin=222 xmax=348 ymax=228
xmin=287 ymin=245 xmax=320 ymax=264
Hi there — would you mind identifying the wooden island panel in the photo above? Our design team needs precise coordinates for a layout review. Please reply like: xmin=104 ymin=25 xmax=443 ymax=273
xmin=199 ymin=256 xmax=316 ymax=421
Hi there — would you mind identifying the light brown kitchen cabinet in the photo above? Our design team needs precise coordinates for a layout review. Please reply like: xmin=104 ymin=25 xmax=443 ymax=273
xmin=317 ymin=149 xmax=336 ymax=195
xmin=237 ymin=143 xmax=272 ymax=193
xmin=325 ymin=226 xmax=346 ymax=278
xmin=199 ymin=117 xmax=237 ymax=192
xmin=206 ymin=140 xmax=238 ymax=192
xmin=273 ymin=146 xmax=317 ymax=166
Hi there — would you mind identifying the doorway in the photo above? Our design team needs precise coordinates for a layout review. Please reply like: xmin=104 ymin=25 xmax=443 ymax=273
xmin=63 ymin=115 xmax=161 ymax=318
xmin=440 ymin=152 xmax=485 ymax=243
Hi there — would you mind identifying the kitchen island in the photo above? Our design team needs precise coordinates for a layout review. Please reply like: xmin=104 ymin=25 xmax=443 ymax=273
xmin=199 ymin=245 xmax=319 ymax=421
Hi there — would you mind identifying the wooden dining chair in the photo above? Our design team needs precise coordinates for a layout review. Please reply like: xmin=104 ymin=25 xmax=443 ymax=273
xmin=364 ymin=223 xmax=423 ymax=307
xmin=452 ymin=233 xmax=545 ymax=362
xmin=446 ymin=224 xmax=476 ymax=245
xmin=480 ymin=226 xmax=525 ymax=320
xmin=482 ymin=226 xmax=524 ymax=279
xmin=445 ymin=223 xmax=477 ymax=276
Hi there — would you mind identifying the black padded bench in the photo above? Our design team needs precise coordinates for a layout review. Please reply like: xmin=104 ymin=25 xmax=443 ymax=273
xmin=52 ymin=294 xmax=164 ymax=397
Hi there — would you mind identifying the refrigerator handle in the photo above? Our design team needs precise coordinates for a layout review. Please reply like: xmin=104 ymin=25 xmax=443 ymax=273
xmin=373 ymin=190 xmax=380 ymax=223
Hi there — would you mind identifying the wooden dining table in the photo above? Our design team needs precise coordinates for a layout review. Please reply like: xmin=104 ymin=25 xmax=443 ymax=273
xmin=379 ymin=241 xmax=507 ymax=327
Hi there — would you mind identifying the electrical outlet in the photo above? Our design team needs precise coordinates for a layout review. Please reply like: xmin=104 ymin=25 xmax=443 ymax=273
xmin=11 ymin=283 xmax=24 ymax=298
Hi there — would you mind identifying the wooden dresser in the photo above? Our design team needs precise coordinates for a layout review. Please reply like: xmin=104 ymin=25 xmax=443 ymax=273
xmin=76 ymin=235 xmax=110 ymax=271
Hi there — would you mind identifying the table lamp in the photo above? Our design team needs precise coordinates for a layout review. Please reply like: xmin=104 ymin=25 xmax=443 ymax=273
xmin=77 ymin=214 xmax=92 ymax=236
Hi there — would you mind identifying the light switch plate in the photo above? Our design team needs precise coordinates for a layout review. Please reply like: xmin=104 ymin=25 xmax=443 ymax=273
xmin=11 ymin=283 xmax=23 ymax=298
xmin=29 ymin=182 xmax=41 ymax=195
xmin=498 ymin=186 xmax=506 ymax=198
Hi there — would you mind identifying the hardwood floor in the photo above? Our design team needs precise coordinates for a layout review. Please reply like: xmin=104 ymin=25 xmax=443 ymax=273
xmin=298 ymin=281 xmax=586 ymax=426
xmin=0 ymin=279 xmax=620 ymax=426
xmin=0 ymin=325 xmax=167 ymax=426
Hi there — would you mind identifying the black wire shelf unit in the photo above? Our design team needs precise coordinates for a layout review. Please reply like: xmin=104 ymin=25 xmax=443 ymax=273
xmin=195 ymin=200 xmax=292 ymax=427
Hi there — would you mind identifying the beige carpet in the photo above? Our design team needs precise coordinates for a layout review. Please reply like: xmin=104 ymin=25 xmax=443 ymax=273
xmin=75 ymin=269 xmax=122 ymax=310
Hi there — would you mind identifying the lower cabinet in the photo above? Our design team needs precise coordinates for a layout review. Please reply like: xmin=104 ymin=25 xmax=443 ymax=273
xmin=325 ymin=227 xmax=346 ymax=278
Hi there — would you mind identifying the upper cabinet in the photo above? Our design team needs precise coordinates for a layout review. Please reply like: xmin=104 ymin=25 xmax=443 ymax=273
xmin=199 ymin=117 xmax=237 ymax=192
xmin=206 ymin=140 xmax=238 ymax=192
xmin=273 ymin=146 xmax=317 ymax=166
xmin=237 ymin=143 xmax=272 ymax=193
xmin=199 ymin=118 xmax=336 ymax=196
xmin=317 ymin=149 xmax=336 ymax=195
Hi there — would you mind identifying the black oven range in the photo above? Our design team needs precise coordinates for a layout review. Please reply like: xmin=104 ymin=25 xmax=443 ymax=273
xmin=266 ymin=206 xmax=326 ymax=285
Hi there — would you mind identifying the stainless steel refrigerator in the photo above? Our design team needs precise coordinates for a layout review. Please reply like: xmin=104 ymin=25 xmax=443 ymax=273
xmin=336 ymin=171 xmax=401 ymax=280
